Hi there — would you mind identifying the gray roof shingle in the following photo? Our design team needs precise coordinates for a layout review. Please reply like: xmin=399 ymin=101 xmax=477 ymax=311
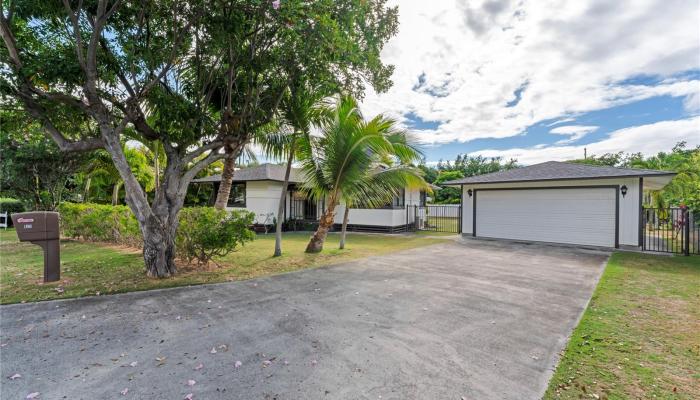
xmin=444 ymin=161 xmax=675 ymax=185
xmin=192 ymin=163 xmax=304 ymax=184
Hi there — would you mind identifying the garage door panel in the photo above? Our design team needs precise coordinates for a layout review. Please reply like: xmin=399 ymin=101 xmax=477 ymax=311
xmin=476 ymin=188 xmax=616 ymax=247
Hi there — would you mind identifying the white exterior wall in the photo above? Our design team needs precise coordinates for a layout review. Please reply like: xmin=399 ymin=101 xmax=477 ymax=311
xmin=227 ymin=181 xmax=286 ymax=224
xmin=229 ymin=182 xmax=421 ymax=228
xmin=460 ymin=178 xmax=641 ymax=246
xmin=333 ymin=188 xmax=422 ymax=227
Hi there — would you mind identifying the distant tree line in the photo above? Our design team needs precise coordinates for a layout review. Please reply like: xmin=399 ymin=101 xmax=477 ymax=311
xmin=570 ymin=142 xmax=700 ymax=212
xmin=419 ymin=155 xmax=519 ymax=204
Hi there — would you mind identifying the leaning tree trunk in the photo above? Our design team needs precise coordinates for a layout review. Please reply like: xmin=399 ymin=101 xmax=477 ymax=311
xmin=305 ymin=201 xmax=337 ymax=253
xmin=339 ymin=206 xmax=350 ymax=249
xmin=214 ymin=149 xmax=236 ymax=209
xmin=274 ymin=138 xmax=297 ymax=257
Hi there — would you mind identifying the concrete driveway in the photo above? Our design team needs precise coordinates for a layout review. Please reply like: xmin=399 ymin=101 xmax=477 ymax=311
xmin=0 ymin=239 xmax=608 ymax=400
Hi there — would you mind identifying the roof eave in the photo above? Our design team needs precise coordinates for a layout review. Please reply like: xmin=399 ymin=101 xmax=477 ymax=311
xmin=443 ymin=172 xmax=677 ymax=187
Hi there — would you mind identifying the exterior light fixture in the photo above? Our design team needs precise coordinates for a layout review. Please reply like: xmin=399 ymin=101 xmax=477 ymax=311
xmin=620 ymin=185 xmax=628 ymax=197
xmin=467 ymin=189 xmax=473 ymax=197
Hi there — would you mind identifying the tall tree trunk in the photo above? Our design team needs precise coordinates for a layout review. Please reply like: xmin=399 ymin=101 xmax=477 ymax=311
xmin=112 ymin=181 xmax=122 ymax=205
xmin=339 ymin=205 xmax=350 ymax=249
xmin=274 ymin=138 xmax=297 ymax=257
xmin=141 ymin=212 xmax=178 ymax=277
xmin=102 ymin=133 xmax=186 ymax=278
xmin=214 ymin=147 xmax=237 ymax=209
xmin=305 ymin=201 xmax=336 ymax=253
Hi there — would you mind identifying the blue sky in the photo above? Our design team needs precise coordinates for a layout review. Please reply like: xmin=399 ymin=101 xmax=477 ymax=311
xmin=360 ymin=1 xmax=700 ymax=165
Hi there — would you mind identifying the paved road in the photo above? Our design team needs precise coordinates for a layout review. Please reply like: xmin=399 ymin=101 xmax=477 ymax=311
xmin=0 ymin=239 xmax=608 ymax=400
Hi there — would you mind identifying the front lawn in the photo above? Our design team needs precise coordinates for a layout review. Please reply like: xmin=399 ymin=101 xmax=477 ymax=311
xmin=544 ymin=252 xmax=700 ymax=399
xmin=0 ymin=229 xmax=449 ymax=304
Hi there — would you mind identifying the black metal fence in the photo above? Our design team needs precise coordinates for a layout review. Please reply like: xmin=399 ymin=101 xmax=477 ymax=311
xmin=407 ymin=205 xmax=461 ymax=233
xmin=642 ymin=208 xmax=699 ymax=255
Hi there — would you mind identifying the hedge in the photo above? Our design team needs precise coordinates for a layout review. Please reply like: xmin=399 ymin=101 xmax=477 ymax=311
xmin=58 ymin=203 xmax=255 ymax=265
xmin=59 ymin=203 xmax=141 ymax=247
xmin=0 ymin=198 xmax=25 ymax=226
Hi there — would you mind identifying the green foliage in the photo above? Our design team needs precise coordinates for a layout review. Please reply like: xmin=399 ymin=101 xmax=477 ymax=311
xmin=58 ymin=203 xmax=255 ymax=265
xmin=0 ymin=198 xmax=26 ymax=222
xmin=569 ymin=152 xmax=629 ymax=167
xmin=433 ymin=171 xmax=464 ymax=204
xmin=83 ymin=146 xmax=155 ymax=205
xmin=572 ymin=142 xmax=700 ymax=212
xmin=0 ymin=109 xmax=92 ymax=210
xmin=422 ymin=155 xmax=519 ymax=204
xmin=298 ymin=95 xmax=427 ymax=208
xmin=59 ymin=203 xmax=142 ymax=247
xmin=176 ymin=208 xmax=255 ymax=265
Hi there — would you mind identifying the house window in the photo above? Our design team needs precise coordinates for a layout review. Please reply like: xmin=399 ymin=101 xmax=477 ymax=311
xmin=227 ymin=183 xmax=246 ymax=207
xmin=419 ymin=190 xmax=427 ymax=207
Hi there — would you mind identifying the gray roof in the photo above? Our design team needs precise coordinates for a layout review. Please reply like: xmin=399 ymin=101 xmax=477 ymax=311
xmin=192 ymin=163 xmax=303 ymax=184
xmin=444 ymin=161 xmax=676 ymax=185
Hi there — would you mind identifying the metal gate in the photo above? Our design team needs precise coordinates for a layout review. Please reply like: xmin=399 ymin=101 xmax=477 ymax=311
xmin=407 ymin=204 xmax=461 ymax=233
xmin=642 ymin=207 xmax=699 ymax=255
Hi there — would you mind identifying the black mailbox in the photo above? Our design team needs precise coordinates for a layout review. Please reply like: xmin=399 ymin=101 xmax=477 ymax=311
xmin=12 ymin=211 xmax=61 ymax=282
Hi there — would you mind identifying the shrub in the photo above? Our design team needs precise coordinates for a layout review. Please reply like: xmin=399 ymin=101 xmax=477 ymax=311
xmin=0 ymin=197 xmax=25 ymax=214
xmin=59 ymin=203 xmax=142 ymax=247
xmin=58 ymin=203 xmax=255 ymax=265
xmin=176 ymin=207 xmax=255 ymax=265
xmin=0 ymin=198 xmax=25 ymax=226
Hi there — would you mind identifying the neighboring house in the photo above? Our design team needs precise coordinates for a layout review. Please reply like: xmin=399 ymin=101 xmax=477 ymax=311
xmin=191 ymin=163 xmax=430 ymax=232
xmin=445 ymin=161 xmax=675 ymax=249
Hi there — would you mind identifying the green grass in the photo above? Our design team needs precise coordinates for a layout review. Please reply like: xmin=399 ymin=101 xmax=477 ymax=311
xmin=544 ymin=252 xmax=700 ymax=400
xmin=0 ymin=228 xmax=449 ymax=304
xmin=423 ymin=216 xmax=460 ymax=233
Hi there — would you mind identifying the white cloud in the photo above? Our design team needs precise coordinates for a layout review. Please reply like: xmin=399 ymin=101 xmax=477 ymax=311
xmin=546 ymin=117 xmax=577 ymax=127
xmin=360 ymin=0 xmax=700 ymax=145
xmin=472 ymin=117 xmax=700 ymax=164
xmin=549 ymin=125 xmax=598 ymax=144
xmin=684 ymin=91 xmax=700 ymax=115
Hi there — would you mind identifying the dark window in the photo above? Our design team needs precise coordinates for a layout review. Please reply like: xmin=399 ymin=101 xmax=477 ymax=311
xmin=227 ymin=183 xmax=246 ymax=207
xmin=391 ymin=189 xmax=405 ymax=208
xmin=419 ymin=190 xmax=427 ymax=207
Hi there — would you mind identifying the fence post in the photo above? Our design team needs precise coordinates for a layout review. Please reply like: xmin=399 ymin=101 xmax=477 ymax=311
xmin=414 ymin=205 xmax=418 ymax=232
xmin=684 ymin=208 xmax=690 ymax=256
xmin=458 ymin=203 xmax=462 ymax=233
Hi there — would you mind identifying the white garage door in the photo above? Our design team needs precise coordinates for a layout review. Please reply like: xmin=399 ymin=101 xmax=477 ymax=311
xmin=475 ymin=188 xmax=617 ymax=247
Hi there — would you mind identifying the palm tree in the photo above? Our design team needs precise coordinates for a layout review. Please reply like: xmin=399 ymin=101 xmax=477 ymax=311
xmin=338 ymin=164 xmax=428 ymax=249
xmin=298 ymin=95 xmax=427 ymax=253
xmin=257 ymin=82 xmax=332 ymax=257
xmin=84 ymin=146 xmax=155 ymax=205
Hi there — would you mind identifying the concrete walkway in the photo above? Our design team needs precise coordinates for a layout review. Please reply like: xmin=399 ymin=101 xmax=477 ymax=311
xmin=0 ymin=240 xmax=608 ymax=399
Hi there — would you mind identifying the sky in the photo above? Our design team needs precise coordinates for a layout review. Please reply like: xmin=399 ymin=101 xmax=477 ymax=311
xmin=360 ymin=0 xmax=700 ymax=165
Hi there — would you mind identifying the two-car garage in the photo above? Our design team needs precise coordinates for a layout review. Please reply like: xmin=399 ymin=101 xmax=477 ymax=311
xmin=448 ymin=161 xmax=676 ymax=249
xmin=473 ymin=187 xmax=618 ymax=248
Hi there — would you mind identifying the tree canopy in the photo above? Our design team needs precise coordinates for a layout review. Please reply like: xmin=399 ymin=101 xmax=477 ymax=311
xmin=0 ymin=0 xmax=400 ymax=277
xmin=421 ymin=155 xmax=519 ymax=204
xmin=571 ymin=142 xmax=700 ymax=212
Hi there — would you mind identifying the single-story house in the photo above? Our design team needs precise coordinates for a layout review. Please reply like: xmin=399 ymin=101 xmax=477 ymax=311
xmin=445 ymin=161 xmax=675 ymax=249
xmin=191 ymin=163 xmax=431 ymax=232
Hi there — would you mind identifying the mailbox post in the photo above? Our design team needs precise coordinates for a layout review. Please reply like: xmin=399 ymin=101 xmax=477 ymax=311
xmin=12 ymin=211 xmax=61 ymax=282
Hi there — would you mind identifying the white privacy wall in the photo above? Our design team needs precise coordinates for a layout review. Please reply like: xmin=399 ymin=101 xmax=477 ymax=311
xmin=461 ymin=178 xmax=641 ymax=247
xmin=333 ymin=188 xmax=422 ymax=227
